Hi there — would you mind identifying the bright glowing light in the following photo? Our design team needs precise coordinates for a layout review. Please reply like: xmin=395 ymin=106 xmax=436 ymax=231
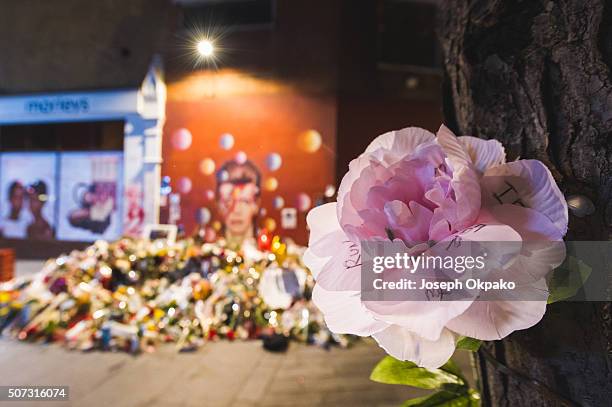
xmin=197 ymin=40 xmax=214 ymax=57
xmin=93 ymin=310 xmax=105 ymax=319
xmin=181 ymin=23 xmax=226 ymax=69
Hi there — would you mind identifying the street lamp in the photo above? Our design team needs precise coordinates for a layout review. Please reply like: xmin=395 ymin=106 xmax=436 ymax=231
xmin=197 ymin=40 xmax=214 ymax=58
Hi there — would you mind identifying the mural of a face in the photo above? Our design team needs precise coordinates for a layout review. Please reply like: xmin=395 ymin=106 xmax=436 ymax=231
xmin=216 ymin=160 xmax=261 ymax=242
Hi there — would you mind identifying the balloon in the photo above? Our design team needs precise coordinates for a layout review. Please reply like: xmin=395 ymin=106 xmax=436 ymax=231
xmin=161 ymin=176 xmax=172 ymax=195
xmin=177 ymin=177 xmax=192 ymax=194
xmin=212 ymin=221 xmax=222 ymax=231
xmin=263 ymin=177 xmax=278 ymax=192
xmin=324 ymin=184 xmax=336 ymax=198
xmin=257 ymin=228 xmax=273 ymax=251
xmin=219 ymin=133 xmax=235 ymax=150
xmin=273 ymin=196 xmax=284 ymax=209
xmin=259 ymin=208 xmax=267 ymax=217
xmin=235 ymin=151 xmax=247 ymax=164
xmin=296 ymin=193 xmax=311 ymax=212
xmin=266 ymin=153 xmax=282 ymax=171
xmin=196 ymin=207 xmax=211 ymax=225
xmin=218 ymin=170 xmax=230 ymax=182
xmin=199 ymin=158 xmax=216 ymax=175
xmin=263 ymin=218 xmax=277 ymax=232
xmin=297 ymin=130 xmax=322 ymax=153
xmin=172 ymin=128 xmax=192 ymax=151
xmin=205 ymin=189 xmax=215 ymax=201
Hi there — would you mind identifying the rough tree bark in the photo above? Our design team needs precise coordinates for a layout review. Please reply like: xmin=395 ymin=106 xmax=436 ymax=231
xmin=439 ymin=1 xmax=612 ymax=406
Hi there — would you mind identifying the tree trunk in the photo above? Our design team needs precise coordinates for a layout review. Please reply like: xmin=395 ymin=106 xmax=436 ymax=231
xmin=439 ymin=0 xmax=612 ymax=405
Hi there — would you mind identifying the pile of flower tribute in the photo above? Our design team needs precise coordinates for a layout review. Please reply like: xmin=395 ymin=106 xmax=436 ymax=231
xmin=0 ymin=234 xmax=348 ymax=353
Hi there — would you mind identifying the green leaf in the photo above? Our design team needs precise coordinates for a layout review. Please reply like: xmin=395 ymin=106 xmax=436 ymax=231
xmin=456 ymin=336 xmax=482 ymax=352
xmin=402 ymin=389 xmax=481 ymax=407
xmin=439 ymin=359 xmax=466 ymax=382
xmin=547 ymin=256 xmax=592 ymax=303
xmin=370 ymin=356 xmax=464 ymax=389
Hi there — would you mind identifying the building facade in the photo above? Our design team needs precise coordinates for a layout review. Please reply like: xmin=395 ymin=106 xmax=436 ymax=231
xmin=0 ymin=0 xmax=442 ymax=254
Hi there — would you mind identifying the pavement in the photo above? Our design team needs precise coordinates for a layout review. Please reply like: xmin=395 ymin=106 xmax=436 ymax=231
xmin=0 ymin=261 xmax=475 ymax=407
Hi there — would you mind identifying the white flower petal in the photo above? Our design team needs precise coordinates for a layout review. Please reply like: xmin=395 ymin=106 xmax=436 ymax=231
xmin=488 ymin=204 xmax=566 ymax=282
xmin=459 ymin=136 xmax=506 ymax=172
xmin=436 ymin=124 xmax=471 ymax=168
xmin=306 ymin=202 xmax=341 ymax=247
xmin=482 ymin=160 xmax=568 ymax=235
xmin=305 ymin=203 xmax=362 ymax=291
xmin=302 ymin=248 xmax=329 ymax=280
xmin=365 ymin=127 xmax=435 ymax=155
xmin=307 ymin=233 xmax=362 ymax=291
xmin=363 ymin=300 xmax=471 ymax=341
xmin=488 ymin=204 xmax=564 ymax=241
xmin=447 ymin=281 xmax=548 ymax=340
xmin=312 ymin=285 xmax=388 ymax=336
xmin=433 ymin=125 xmax=483 ymax=230
xmin=372 ymin=325 xmax=456 ymax=369
xmin=451 ymin=165 xmax=482 ymax=230
xmin=337 ymin=154 xmax=372 ymax=224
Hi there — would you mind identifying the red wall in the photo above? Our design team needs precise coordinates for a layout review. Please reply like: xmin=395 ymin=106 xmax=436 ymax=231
xmin=162 ymin=70 xmax=336 ymax=244
xmin=336 ymin=95 xmax=444 ymax=185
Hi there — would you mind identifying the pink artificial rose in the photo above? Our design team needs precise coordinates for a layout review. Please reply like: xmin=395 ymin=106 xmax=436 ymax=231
xmin=304 ymin=125 xmax=568 ymax=368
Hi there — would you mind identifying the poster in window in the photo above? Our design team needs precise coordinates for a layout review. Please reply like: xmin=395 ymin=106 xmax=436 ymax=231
xmin=0 ymin=152 xmax=57 ymax=240
xmin=57 ymin=152 xmax=123 ymax=241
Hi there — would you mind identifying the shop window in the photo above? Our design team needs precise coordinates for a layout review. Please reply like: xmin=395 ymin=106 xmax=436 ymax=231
xmin=0 ymin=121 xmax=125 ymax=243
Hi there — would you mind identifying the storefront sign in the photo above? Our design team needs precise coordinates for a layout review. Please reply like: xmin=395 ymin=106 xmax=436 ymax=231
xmin=0 ymin=90 xmax=139 ymax=124
xmin=25 ymin=97 xmax=90 ymax=115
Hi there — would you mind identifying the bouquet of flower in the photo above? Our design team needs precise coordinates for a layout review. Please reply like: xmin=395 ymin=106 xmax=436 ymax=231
xmin=304 ymin=125 xmax=570 ymax=404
